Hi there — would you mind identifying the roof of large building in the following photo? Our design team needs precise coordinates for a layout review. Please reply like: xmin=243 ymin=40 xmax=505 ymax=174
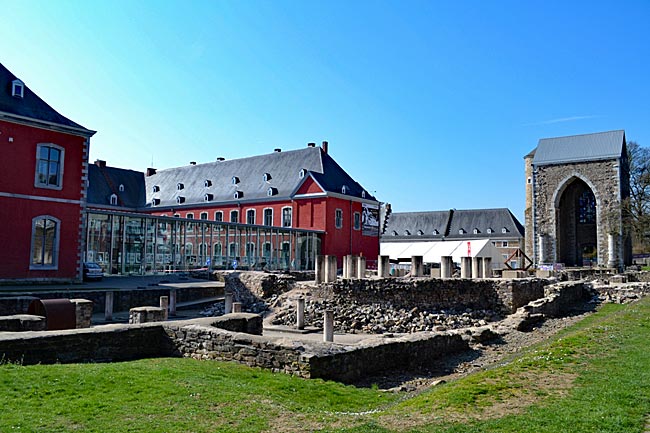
xmin=0 ymin=63 xmax=94 ymax=136
xmin=531 ymin=130 xmax=625 ymax=166
xmin=382 ymin=208 xmax=524 ymax=242
xmin=88 ymin=162 xmax=146 ymax=209
xmin=144 ymin=145 xmax=377 ymax=209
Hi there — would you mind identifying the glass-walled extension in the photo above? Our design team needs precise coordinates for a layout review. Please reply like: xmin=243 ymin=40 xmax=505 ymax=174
xmin=85 ymin=211 xmax=322 ymax=276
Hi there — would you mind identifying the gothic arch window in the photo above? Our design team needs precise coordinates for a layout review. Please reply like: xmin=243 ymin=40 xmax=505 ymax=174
xmin=578 ymin=190 xmax=596 ymax=224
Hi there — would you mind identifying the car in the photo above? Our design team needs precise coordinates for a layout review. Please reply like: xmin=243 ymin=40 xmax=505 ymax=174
xmin=83 ymin=262 xmax=104 ymax=281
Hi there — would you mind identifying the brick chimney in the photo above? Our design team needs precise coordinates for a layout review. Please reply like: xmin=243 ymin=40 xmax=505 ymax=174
xmin=307 ymin=142 xmax=316 ymax=148
xmin=94 ymin=159 xmax=106 ymax=168
xmin=321 ymin=141 xmax=328 ymax=154
xmin=146 ymin=167 xmax=157 ymax=177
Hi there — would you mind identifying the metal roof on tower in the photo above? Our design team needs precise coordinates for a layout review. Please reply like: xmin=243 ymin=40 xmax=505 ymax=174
xmin=532 ymin=130 xmax=625 ymax=166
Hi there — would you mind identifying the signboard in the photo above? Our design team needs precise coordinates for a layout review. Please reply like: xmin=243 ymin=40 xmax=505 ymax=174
xmin=362 ymin=204 xmax=380 ymax=236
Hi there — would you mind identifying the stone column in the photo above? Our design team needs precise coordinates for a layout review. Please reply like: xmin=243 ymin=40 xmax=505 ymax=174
xmin=169 ymin=288 xmax=177 ymax=316
xmin=460 ymin=257 xmax=472 ymax=279
xmin=296 ymin=297 xmax=305 ymax=330
xmin=608 ymin=233 xmax=618 ymax=268
xmin=472 ymin=257 xmax=483 ymax=278
xmin=356 ymin=256 xmax=366 ymax=279
xmin=315 ymin=255 xmax=325 ymax=284
xmin=342 ymin=255 xmax=348 ymax=278
xmin=323 ymin=310 xmax=334 ymax=342
xmin=482 ymin=257 xmax=492 ymax=278
xmin=71 ymin=299 xmax=93 ymax=328
xmin=411 ymin=256 xmax=424 ymax=277
xmin=104 ymin=291 xmax=114 ymax=322
xmin=347 ymin=255 xmax=358 ymax=279
xmin=325 ymin=255 xmax=338 ymax=282
xmin=441 ymin=256 xmax=453 ymax=279
xmin=232 ymin=302 xmax=242 ymax=313
xmin=159 ymin=296 xmax=169 ymax=320
xmin=224 ymin=292 xmax=233 ymax=314
xmin=538 ymin=234 xmax=545 ymax=264
xmin=378 ymin=255 xmax=390 ymax=278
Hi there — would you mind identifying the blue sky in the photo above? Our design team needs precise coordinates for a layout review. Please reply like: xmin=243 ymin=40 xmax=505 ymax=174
xmin=2 ymin=0 xmax=649 ymax=221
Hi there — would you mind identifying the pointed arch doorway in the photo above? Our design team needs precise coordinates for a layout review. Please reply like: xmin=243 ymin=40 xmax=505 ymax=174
xmin=556 ymin=178 xmax=598 ymax=266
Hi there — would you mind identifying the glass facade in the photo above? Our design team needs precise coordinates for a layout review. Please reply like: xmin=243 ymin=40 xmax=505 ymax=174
xmin=85 ymin=210 xmax=321 ymax=275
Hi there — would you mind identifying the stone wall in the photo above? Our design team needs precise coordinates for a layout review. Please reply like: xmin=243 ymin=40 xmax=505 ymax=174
xmin=221 ymin=271 xmax=295 ymax=305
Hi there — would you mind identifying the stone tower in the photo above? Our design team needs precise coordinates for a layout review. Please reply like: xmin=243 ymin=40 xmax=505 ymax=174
xmin=524 ymin=130 xmax=631 ymax=269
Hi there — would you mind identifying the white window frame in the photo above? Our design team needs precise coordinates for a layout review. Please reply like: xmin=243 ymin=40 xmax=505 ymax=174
xmin=263 ymin=208 xmax=273 ymax=226
xmin=230 ymin=210 xmax=239 ymax=223
xmin=200 ymin=212 xmax=208 ymax=220
xmin=353 ymin=212 xmax=361 ymax=231
xmin=12 ymin=79 xmax=24 ymax=98
xmin=246 ymin=209 xmax=256 ymax=225
xmin=186 ymin=213 xmax=194 ymax=232
xmin=335 ymin=209 xmax=343 ymax=229
xmin=34 ymin=143 xmax=65 ymax=190
xmin=30 ymin=215 xmax=60 ymax=270
xmin=282 ymin=206 xmax=292 ymax=228
xmin=110 ymin=194 xmax=118 ymax=205
xmin=214 ymin=211 xmax=223 ymax=222
xmin=118 ymin=184 xmax=125 ymax=192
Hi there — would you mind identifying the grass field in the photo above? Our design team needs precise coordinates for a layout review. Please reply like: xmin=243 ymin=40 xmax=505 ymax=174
xmin=2 ymin=298 xmax=650 ymax=432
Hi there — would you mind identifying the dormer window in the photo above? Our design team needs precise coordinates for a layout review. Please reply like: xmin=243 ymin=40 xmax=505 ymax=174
xmin=487 ymin=228 xmax=494 ymax=234
xmin=109 ymin=194 xmax=118 ymax=205
xmin=404 ymin=230 xmax=411 ymax=236
xmin=204 ymin=193 xmax=213 ymax=202
xmin=234 ymin=191 xmax=243 ymax=199
xmin=473 ymin=228 xmax=480 ymax=234
xmin=433 ymin=229 xmax=439 ymax=235
xmin=176 ymin=183 xmax=184 ymax=191
xmin=417 ymin=230 xmax=424 ymax=236
xmin=267 ymin=187 xmax=278 ymax=197
xmin=152 ymin=185 xmax=160 ymax=193
xmin=459 ymin=228 xmax=466 ymax=235
xmin=263 ymin=173 xmax=272 ymax=182
xmin=152 ymin=198 xmax=161 ymax=206
xmin=12 ymin=79 xmax=24 ymax=98
xmin=231 ymin=176 xmax=240 ymax=185
xmin=341 ymin=185 xmax=348 ymax=194
xmin=204 ymin=179 xmax=212 ymax=188
xmin=119 ymin=184 xmax=125 ymax=192
xmin=392 ymin=230 xmax=398 ymax=236
xmin=176 ymin=196 xmax=185 ymax=204
xmin=502 ymin=227 xmax=509 ymax=234
xmin=298 ymin=168 xmax=307 ymax=179
xmin=361 ymin=190 xmax=366 ymax=199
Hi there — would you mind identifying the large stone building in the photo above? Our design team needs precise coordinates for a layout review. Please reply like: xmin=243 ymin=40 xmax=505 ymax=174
xmin=524 ymin=130 xmax=631 ymax=268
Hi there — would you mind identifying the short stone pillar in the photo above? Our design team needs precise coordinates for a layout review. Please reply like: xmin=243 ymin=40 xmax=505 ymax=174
xmin=224 ymin=292 xmax=233 ymax=314
xmin=296 ymin=297 xmax=305 ymax=330
xmin=70 ymin=299 xmax=93 ymax=328
xmin=411 ymin=256 xmax=424 ymax=277
xmin=440 ymin=256 xmax=453 ymax=279
xmin=472 ymin=257 xmax=483 ymax=279
xmin=345 ymin=255 xmax=358 ymax=279
xmin=342 ymin=256 xmax=348 ymax=279
xmin=323 ymin=310 xmax=334 ymax=342
xmin=608 ymin=233 xmax=618 ymax=268
xmin=430 ymin=267 xmax=441 ymax=278
xmin=169 ymin=288 xmax=177 ymax=316
xmin=378 ymin=255 xmax=390 ymax=278
xmin=159 ymin=296 xmax=169 ymax=320
xmin=104 ymin=291 xmax=114 ymax=321
xmin=325 ymin=255 xmax=338 ymax=282
xmin=315 ymin=255 xmax=326 ymax=284
xmin=232 ymin=302 xmax=242 ymax=313
xmin=129 ymin=306 xmax=165 ymax=324
xmin=460 ymin=257 xmax=472 ymax=279
xmin=482 ymin=257 xmax=492 ymax=278
xmin=356 ymin=256 xmax=366 ymax=279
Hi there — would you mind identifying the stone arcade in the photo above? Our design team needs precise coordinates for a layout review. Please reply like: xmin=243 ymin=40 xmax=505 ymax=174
xmin=524 ymin=130 xmax=632 ymax=269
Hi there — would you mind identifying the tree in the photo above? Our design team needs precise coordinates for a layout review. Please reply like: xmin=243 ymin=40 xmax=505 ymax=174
xmin=625 ymin=141 xmax=650 ymax=252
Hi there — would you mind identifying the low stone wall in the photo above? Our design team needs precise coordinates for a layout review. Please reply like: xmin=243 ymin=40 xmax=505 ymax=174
xmin=0 ymin=315 xmax=46 ymax=332
xmin=0 ymin=297 xmax=38 ymax=316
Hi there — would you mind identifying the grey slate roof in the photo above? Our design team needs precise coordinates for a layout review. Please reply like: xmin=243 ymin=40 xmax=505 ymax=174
xmin=145 ymin=146 xmax=377 ymax=209
xmin=382 ymin=208 xmax=524 ymax=242
xmin=88 ymin=164 xmax=146 ymax=209
xmin=532 ymin=130 xmax=625 ymax=166
xmin=0 ymin=63 xmax=94 ymax=136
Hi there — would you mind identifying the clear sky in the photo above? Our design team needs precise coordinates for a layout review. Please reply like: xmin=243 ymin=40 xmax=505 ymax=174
xmin=1 ymin=0 xmax=649 ymax=221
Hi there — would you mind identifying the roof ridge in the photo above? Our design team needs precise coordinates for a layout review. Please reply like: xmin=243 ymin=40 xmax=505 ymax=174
xmin=538 ymin=129 xmax=624 ymax=142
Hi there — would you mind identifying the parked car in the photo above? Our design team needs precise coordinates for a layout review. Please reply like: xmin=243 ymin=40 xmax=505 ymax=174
xmin=83 ymin=262 xmax=103 ymax=281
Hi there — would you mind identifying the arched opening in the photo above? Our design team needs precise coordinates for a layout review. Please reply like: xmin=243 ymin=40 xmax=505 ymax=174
xmin=557 ymin=178 xmax=597 ymax=266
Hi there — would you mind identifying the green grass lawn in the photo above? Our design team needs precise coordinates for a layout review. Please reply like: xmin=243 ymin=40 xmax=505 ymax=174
xmin=2 ymin=298 xmax=650 ymax=432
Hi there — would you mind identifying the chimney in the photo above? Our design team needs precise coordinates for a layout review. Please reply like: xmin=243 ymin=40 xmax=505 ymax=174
xmin=274 ymin=148 xmax=282 ymax=153
xmin=94 ymin=160 xmax=106 ymax=168
xmin=190 ymin=161 xmax=196 ymax=165
xmin=321 ymin=141 xmax=328 ymax=154
xmin=146 ymin=167 xmax=157 ymax=177
xmin=216 ymin=157 xmax=225 ymax=161
xmin=307 ymin=142 xmax=316 ymax=148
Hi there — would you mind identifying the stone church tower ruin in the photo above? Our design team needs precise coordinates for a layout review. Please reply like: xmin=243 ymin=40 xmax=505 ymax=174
xmin=524 ymin=130 xmax=631 ymax=269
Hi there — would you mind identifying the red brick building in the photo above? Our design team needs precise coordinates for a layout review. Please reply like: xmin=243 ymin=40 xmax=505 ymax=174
xmin=0 ymin=63 xmax=95 ymax=282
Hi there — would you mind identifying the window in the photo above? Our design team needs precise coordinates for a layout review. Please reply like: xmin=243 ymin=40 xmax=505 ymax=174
xmin=503 ymin=241 xmax=509 ymax=247
xmin=459 ymin=229 xmax=466 ymax=234
xmin=417 ymin=230 xmax=424 ymax=236
xmin=233 ymin=191 xmax=243 ymax=199
xmin=176 ymin=183 xmax=184 ymax=190
xmin=118 ymin=184 xmax=125 ymax=192
xmin=267 ymin=187 xmax=277 ymax=197
xmin=473 ymin=228 xmax=480 ymax=234
xmin=35 ymin=144 xmax=64 ymax=189
xmin=204 ymin=179 xmax=212 ymax=187
xmin=527 ymin=177 xmax=532 ymax=184
xmin=230 ymin=210 xmax=239 ymax=223
xmin=298 ymin=168 xmax=307 ymax=179
xmin=263 ymin=173 xmax=272 ymax=182
xmin=200 ymin=212 xmax=208 ymax=220
xmin=392 ymin=230 xmax=398 ymax=236
xmin=228 ymin=242 xmax=238 ymax=258
xmin=264 ymin=208 xmax=273 ymax=226
xmin=186 ymin=213 xmax=194 ymax=232
xmin=30 ymin=216 xmax=59 ymax=269
xmin=204 ymin=193 xmax=213 ymax=202
xmin=335 ymin=209 xmax=343 ymax=229
xmin=433 ymin=229 xmax=439 ymax=235
xmin=12 ymin=79 xmax=24 ymax=98
xmin=341 ymin=185 xmax=348 ymax=194
xmin=214 ymin=211 xmax=223 ymax=222
xmin=176 ymin=196 xmax=185 ymax=204
xmin=282 ymin=207 xmax=292 ymax=227
xmin=152 ymin=185 xmax=160 ymax=193
xmin=213 ymin=243 xmax=222 ymax=257
xmin=246 ymin=209 xmax=256 ymax=225
xmin=579 ymin=190 xmax=596 ymax=224
xmin=404 ymin=230 xmax=411 ymax=236
xmin=231 ymin=176 xmax=239 ymax=185
xmin=353 ymin=212 xmax=361 ymax=230
xmin=263 ymin=242 xmax=272 ymax=259
xmin=361 ymin=190 xmax=366 ymax=199
xmin=502 ymin=227 xmax=509 ymax=234
xmin=487 ymin=228 xmax=493 ymax=234
xmin=110 ymin=194 xmax=118 ymax=205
